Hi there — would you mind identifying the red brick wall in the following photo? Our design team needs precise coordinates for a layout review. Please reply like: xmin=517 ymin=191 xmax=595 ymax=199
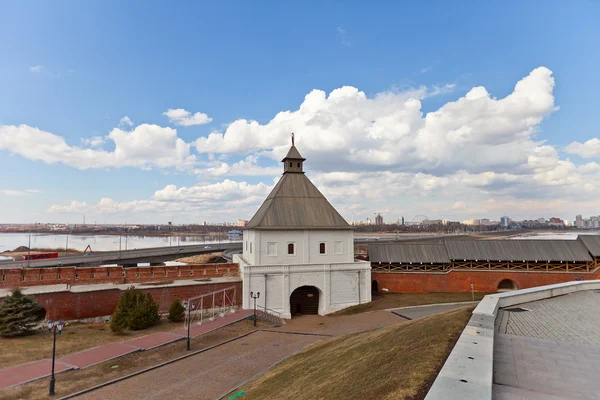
xmin=372 ymin=269 xmax=600 ymax=293
xmin=27 ymin=281 xmax=243 ymax=320
xmin=0 ymin=263 xmax=239 ymax=289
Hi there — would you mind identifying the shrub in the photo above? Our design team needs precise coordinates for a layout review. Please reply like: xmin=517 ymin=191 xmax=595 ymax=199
xmin=0 ymin=288 xmax=45 ymax=337
xmin=168 ymin=299 xmax=185 ymax=322
xmin=110 ymin=287 xmax=160 ymax=333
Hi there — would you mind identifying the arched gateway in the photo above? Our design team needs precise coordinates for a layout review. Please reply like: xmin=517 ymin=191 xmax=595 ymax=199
xmin=290 ymin=286 xmax=320 ymax=316
xmin=234 ymin=135 xmax=372 ymax=319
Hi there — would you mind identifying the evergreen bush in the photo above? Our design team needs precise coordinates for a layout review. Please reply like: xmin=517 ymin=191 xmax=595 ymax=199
xmin=0 ymin=288 xmax=45 ymax=337
xmin=110 ymin=287 xmax=160 ymax=333
xmin=168 ymin=299 xmax=185 ymax=322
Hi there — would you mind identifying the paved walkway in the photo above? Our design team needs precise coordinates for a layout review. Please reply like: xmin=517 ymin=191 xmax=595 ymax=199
xmin=77 ymin=311 xmax=407 ymax=399
xmin=0 ymin=309 xmax=254 ymax=391
xmin=389 ymin=302 xmax=476 ymax=320
xmin=79 ymin=331 xmax=321 ymax=400
xmin=493 ymin=291 xmax=600 ymax=399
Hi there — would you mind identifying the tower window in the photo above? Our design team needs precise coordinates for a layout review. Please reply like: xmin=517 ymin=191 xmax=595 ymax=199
xmin=289 ymin=162 xmax=292 ymax=167
xmin=297 ymin=162 xmax=300 ymax=167
xmin=287 ymin=242 xmax=295 ymax=255
xmin=319 ymin=242 xmax=326 ymax=254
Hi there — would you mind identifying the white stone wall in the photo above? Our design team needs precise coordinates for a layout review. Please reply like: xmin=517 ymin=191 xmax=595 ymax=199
xmin=234 ymin=254 xmax=371 ymax=319
xmin=242 ymin=229 xmax=354 ymax=266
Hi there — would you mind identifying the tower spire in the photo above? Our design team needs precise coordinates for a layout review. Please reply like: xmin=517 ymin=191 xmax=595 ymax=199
xmin=292 ymin=132 xmax=295 ymax=146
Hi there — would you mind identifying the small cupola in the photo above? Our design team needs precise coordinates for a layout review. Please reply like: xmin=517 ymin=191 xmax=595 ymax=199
xmin=281 ymin=133 xmax=306 ymax=174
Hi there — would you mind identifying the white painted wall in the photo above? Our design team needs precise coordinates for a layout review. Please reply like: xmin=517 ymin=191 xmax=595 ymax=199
xmin=242 ymin=229 xmax=354 ymax=266
xmin=234 ymin=255 xmax=372 ymax=319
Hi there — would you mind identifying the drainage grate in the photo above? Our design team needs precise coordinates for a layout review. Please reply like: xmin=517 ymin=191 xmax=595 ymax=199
xmin=505 ymin=307 xmax=530 ymax=312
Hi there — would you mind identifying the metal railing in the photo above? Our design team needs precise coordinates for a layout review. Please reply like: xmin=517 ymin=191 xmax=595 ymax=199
xmin=186 ymin=285 xmax=237 ymax=326
xmin=256 ymin=305 xmax=285 ymax=325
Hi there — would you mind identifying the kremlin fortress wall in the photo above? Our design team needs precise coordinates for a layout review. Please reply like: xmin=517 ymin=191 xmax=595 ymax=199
xmin=1 ymin=234 xmax=600 ymax=321
xmin=0 ymin=263 xmax=241 ymax=320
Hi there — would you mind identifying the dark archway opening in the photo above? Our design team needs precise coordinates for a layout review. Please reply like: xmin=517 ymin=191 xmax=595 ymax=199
xmin=372 ymin=280 xmax=379 ymax=293
xmin=290 ymin=286 xmax=319 ymax=317
xmin=498 ymin=279 xmax=517 ymax=292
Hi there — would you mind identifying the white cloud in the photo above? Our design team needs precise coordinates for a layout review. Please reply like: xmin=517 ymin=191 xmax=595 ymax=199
xmin=195 ymin=67 xmax=556 ymax=178
xmin=163 ymin=108 xmax=212 ymax=126
xmin=337 ymin=27 xmax=351 ymax=47
xmin=81 ymin=136 xmax=107 ymax=148
xmin=17 ymin=66 xmax=600 ymax=222
xmin=565 ymin=138 xmax=600 ymax=158
xmin=29 ymin=65 xmax=46 ymax=73
xmin=1 ymin=189 xmax=42 ymax=196
xmin=119 ymin=116 xmax=134 ymax=127
xmin=0 ymin=124 xmax=195 ymax=170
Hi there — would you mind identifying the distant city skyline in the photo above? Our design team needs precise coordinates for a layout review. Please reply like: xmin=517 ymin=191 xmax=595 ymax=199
xmin=1 ymin=2 xmax=599 ymax=223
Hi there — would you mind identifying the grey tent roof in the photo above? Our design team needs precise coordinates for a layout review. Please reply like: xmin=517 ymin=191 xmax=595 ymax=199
xmin=444 ymin=240 xmax=592 ymax=262
xmin=245 ymin=172 xmax=352 ymax=230
xmin=578 ymin=235 xmax=600 ymax=257
xmin=368 ymin=243 xmax=450 ymax=263
xmin=281 ymin=145 xmax=305 ymax=161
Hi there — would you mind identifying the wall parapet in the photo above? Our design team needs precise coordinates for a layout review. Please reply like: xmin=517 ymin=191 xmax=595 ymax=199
xmin=425 ymin=279 xmax=600 ymax=400
xmin=0 ymin=263 xmax=239 ymax=289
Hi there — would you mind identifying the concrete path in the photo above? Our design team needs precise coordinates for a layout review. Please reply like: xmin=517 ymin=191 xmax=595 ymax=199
xmin=388 ymin=302 xmax=476 ymax=320
xmin=269 ymin=310 xmax=404 ymax=336
xmin=0 ymin=310 xmax=254 ymax=391
xmin=78 ymin=331 xmax=321 ymax=400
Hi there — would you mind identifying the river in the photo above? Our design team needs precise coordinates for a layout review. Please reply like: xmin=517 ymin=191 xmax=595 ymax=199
xmin=0 ymin=233 xmax=238 ymax=253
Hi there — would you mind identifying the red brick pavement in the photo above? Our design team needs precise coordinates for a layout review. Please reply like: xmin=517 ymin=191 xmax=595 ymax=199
xmin=123 ymin=332 xmax=184 ymax=350
xmin=172 ymin=309 xmax=254 ymax=338
xmin=0 ymin=359 xmax=74 ymax=390
xmin=59 ymin=343 xmax=140 ymax=369
xmin=0 ymin=309 xmax=254 ymax=391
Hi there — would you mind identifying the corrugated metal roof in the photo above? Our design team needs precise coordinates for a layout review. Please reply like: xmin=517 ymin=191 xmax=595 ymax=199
xmin=444 ymin=240 xmax=592 ymax=262
xmin=578 ymin=235 xmax=600 ymax=257
xmin=368 ymin=243 xmax=450 ymax=263
xmin=246 ymin=171 xmax=352 ymax=230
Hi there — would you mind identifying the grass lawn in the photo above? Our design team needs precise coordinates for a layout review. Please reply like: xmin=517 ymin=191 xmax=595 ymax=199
xmin=330 ymin=292 xmax=490 ymax=316
xmin=0 ymin=319 xmax=266 ymax=400
xmin=0 ymin=319 xmax=184 ymax=370
xmin=234 ymin=306 xmax=473 ymax=400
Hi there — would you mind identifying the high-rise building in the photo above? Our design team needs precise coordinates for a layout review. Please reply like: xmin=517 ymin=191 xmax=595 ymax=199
xmin=576 ymin=215 xmax=583 ymax=228
xmin=375 ymin=214 xmax=383 ymax=225
xmin=500 ymin=216 xmax=509 ymax=227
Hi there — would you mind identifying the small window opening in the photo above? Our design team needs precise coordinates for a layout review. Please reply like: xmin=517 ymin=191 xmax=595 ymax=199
xmin=288 ymin=243 xmax=295 ymax=255
xmin=297 ymin=162 xmax=300 ymax=167
xmin=319 ymin=242 xmax=326 ymax=254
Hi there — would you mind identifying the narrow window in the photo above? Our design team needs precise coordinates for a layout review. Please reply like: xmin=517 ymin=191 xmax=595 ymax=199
xmin=250 ymin=242 xmax=253 ymax=253
xmin=39 ymin=274 xmax=43 ymax=281
xmin=91 ymin=271 xmax=94 ymax=278
xmin=297 ymin=162 xmax=300 ymax=167
xmin=107 ymin=271 xmax=110 ymax=278
xmin=245 ymin=240 xmax=248 ymax=251
xmin=75 ymin=272 xmax=78 ymax=281
xmin=288 ymin=243 xmax=295 ymax=255
xmin=319 ymin=242 xmax=326 ymax=254
xmin=1 ymin=271 xmax=4 ymax=281
xmin=57 ymin=271 xmax=61 ymax=279
xmin=289 ymin=162 xmax=292 ymax=167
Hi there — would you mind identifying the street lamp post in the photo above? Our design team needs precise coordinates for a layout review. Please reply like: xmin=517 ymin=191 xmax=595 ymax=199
xmin=183 ymin=301 xmax=196 ymax=351
xmin=47 ymin=320 xmax=64 ymax=396
xmin=250 ymin=292 xmax=260 ymax=327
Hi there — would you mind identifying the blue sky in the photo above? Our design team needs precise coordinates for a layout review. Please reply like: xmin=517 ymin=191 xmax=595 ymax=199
xmin=1 ymin=1 xmax=599 ymax=224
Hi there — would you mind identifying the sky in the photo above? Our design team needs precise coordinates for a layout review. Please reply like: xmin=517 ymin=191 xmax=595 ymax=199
xmin=1 ymin=1 xmax=600 ymax=225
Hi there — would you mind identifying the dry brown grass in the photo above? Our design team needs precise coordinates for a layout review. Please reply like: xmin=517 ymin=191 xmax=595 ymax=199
xmin=236 ymin=306 xmax=473 ymax=400
xmin=176 ymin=252 xmax=222 ymax=264
xmin=330 ymin=292 xmax=489 ymax=316
xmin=0 ymin=319 xmax=183 ymax=370
xmin=0 ymin=319 xmax=267 ymax=400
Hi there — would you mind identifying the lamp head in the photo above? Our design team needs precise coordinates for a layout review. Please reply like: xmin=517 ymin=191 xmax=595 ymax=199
xmin=183 ymin=300 xmax=188 ymax=310
xmin=57 ymin=320 xmax=64 ymax=333
xmin=47 ymin=320 xmax=54 ymax=331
